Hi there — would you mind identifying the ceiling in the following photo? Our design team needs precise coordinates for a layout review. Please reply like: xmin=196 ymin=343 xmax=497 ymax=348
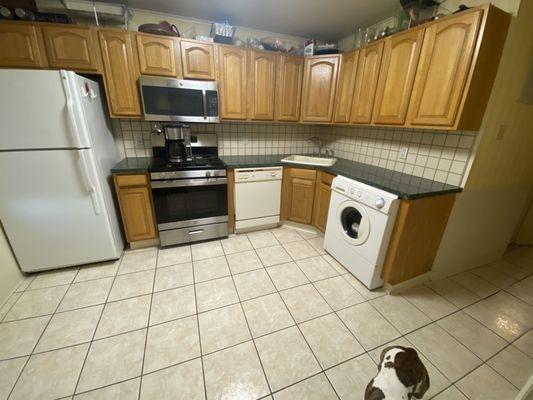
xmin=107 ymin=0 xmax=403 ymax=40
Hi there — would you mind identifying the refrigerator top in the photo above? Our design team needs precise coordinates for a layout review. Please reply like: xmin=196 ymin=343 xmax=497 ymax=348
xmin=0 ymin=69 xmax=92 ymax=151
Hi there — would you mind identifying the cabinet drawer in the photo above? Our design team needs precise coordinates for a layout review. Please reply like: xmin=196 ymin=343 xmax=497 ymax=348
xmin=290 ymin=168 xmax=317 ymax=180
xmin=115 ymin=174 xmax=148 ymax=187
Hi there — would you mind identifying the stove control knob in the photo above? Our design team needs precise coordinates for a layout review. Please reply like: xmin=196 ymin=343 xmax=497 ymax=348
xmin=375 ymin=197 xmax=386 ymax=209
xmin=205 ymin=171 xmax=212 ymax=178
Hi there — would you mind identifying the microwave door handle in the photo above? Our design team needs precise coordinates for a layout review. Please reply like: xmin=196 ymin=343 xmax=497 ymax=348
xmin=202 ymin=90 xmax=208 ymax=120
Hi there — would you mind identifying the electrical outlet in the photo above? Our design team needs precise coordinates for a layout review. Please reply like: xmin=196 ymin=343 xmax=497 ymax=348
xmin=496 ymin=125 xmax=506 ymax=141
xmin=242 ymin=138 xmax=250 ymax=146
xmin=399 ymin=146 xmax=409 ymax=159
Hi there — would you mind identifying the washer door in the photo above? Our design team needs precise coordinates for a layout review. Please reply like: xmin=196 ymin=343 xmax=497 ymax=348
xmin=337 ymin=200 xmax=370 ymax=245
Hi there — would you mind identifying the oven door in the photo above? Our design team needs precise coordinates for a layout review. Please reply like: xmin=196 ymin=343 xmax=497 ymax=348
xmin=139 ymin=76 xmax=219 ymax=123
xmin=151 ymin=178 xmax=228 ymax=230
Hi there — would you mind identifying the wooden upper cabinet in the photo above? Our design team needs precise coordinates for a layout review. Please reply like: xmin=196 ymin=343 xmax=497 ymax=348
xmin=136 ymin=33 xmax=179 ymax=77
xmin=300 ymin=55 xmax=340 ymax=122
xmin=407 ymin=10 xmax=483 ymax=127
xmin=372 ymin=28 xmax=424 ymax=125
xmin=0 ymin=23 xmax=46 ymax=68
xmin=180 ymin=39 xmax=215 ymax=80
xmin=275 ymin=55 xmax=303 ymax=122
xmin=218 ymin=45 xmax=248 ymax=120
xmin=333 ymin=51 xmax=359 ymax=123
xmin=350 ymin=41 xmax=384 ymax=124
xmin=99 ymin=29 xmax=141 ymax=117
xmin=249 ymin=50 xmax=277 ymax=120
xmin=42 ymin=25 xmax=100 ymax=72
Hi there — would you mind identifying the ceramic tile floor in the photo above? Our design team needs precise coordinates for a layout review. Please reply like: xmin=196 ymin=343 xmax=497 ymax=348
xmin=0 ymin=225 xmax=532 ymax=400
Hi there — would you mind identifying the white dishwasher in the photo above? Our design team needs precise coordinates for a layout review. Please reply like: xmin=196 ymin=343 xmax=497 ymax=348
xmin=234 ymin=166 xmax=283 ymax=232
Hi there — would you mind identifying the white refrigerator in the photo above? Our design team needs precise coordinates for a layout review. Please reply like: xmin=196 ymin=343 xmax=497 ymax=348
xmin=0 ymin=69 xmax=124 ymax=272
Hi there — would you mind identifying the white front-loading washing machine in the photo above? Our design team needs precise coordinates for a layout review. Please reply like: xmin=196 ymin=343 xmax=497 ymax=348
xmin=324 ymin=175 xmax=399 ymax=289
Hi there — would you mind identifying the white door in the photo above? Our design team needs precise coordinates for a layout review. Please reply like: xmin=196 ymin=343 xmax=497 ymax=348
xmin=0 ymin=149 xmax=121 ymax=272
xmin=0 ymin=69 xmax=90 ymax=150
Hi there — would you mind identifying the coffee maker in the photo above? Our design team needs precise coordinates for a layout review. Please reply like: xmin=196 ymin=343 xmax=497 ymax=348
xmin=163 ymin=124 xmax=192 ymax=163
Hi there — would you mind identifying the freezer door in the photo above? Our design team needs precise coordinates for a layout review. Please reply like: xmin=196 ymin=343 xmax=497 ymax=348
xmin=0 ymin=69 xmax=90 ymax=150
xmin=0 ymin=149 xmax=122 ymax=272
xmin=74 ymin=74 xmax=125 ymax=255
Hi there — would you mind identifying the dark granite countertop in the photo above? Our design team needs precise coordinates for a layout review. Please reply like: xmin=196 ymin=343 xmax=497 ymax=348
xmin=221 ymin=154 xmax=462 ymax=200
xmin=111 ymin=154 xmax=462 ymax=199
xmin=111 ymin=157 xmax=153 ymax=174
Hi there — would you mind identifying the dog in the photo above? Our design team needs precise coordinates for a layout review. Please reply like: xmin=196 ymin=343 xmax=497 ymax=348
xmin=365 ymin=346 xmax=430 ymax=400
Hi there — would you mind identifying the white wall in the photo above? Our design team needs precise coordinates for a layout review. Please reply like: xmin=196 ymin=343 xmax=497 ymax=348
xmin=0 ymin=227 xmax=23 ymax=306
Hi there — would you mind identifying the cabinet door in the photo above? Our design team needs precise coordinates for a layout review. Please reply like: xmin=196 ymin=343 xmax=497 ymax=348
xmin=275 ymin=55 xmax=304 ymax=121
xmin=249 ymin=50 xmax=277 ymax=120
xmin=373 ymin=28 xmax=424 ymax=125
xmin=407 ymin=10 xmax=483 ymax=127
xmin=300 ymin=55 xmax=340 ymax=122
xmin=350 ymin=42 xmax=384 ymax=124
xmin=180 ymin=39 xmax=215 ymax=80
xmin=99 ymin=29 xmax=141 ymax=117
xmin=312 ymin=172 xmax=335 ymax=232
xmin=116 ymin=185 xmax=157 ymax=242
xmin=333 ymin=51 xmax=359 ymax=123
xmin=290 ymin=177 xmax=316 ymax=224
xmin=0 ymin=23 xmax=46 ymax=68
xmin=43 ymin=25 xmax=100 ymax=72
xmin=218 ymin=46 xmax=248 ymax=120
xmin=136 ymin=33 xmax=179 ymax=77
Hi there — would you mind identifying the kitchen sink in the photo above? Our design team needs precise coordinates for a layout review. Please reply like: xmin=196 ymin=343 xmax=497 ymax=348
xmin=281 ymin=155 xmax=337 ymax=167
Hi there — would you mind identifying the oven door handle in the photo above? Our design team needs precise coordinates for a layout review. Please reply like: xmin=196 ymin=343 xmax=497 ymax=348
xmin=151 ymin=178 xmax=228 ymax=189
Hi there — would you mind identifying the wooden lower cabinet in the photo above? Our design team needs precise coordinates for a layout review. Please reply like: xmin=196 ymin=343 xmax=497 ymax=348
xmin=281 ymin=168 xmax=316 ymax=225
xmin=113 ymin=174 xmax=157 ymax=243
xmin=312 ymin=172 xmax=335 ymax=232
xmin=381 ymin=194 xmax=456 ymax=285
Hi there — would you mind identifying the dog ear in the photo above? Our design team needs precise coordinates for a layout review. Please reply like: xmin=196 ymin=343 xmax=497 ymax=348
xmin=378 ymin=346 xmax=395 ymax=371
xmin=394 ymin=347 xmax=430 ymax=397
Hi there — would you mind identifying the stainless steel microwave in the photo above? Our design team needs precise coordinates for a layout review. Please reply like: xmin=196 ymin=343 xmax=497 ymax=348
xmin=139 ymin=76 xmax=219 ymax=123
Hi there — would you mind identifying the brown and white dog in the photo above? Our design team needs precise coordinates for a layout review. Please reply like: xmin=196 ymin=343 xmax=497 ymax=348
xmin=365 ymin=346 xmax=430 ymax=400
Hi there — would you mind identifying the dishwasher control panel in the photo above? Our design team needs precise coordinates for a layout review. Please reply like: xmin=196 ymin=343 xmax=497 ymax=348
xmin=235 ymin=166 xmax=283 ymax=182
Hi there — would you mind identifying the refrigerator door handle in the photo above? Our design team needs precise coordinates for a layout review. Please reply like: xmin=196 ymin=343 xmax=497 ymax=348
xmin=78 ymin=151 xmax=102 ymax=215
xmin=60 ymin=70 xmax=83 ymax=149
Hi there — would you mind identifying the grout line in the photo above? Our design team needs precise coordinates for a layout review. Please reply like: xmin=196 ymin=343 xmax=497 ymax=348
xmin=4 ymin=235 xmax=532 ymax=399
xmin=6 ymin=267 xmax=84 ymax=399
xmin=137 ymin=246 xmax=159 ymax=400
xmin=188 ymin=245 xmax=209 ymax=400
xmin=71 ymin=250 xmax=124 ymax=397
xmin=221 ymin=243 xmax=274 ymax=398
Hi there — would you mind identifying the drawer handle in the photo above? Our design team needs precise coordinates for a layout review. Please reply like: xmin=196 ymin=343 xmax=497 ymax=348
xmin=188 ymin=229 xmax=205 ymax=235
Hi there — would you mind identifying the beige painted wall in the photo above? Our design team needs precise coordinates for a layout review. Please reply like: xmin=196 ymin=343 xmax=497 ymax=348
xmin=0 ymin=227 xmax=23 ymax=306
xmin=35 ymin=0 xmax=307 ymax=48
xmin=516 ymin=197 xmax=533 ymax=245
xmin=432 ymin=0 xmax=533 ymax=277
xmin=438 ymin=0 xmax=520 ymax=15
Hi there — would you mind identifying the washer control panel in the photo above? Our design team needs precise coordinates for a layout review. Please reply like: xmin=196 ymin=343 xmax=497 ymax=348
xmin=332 ymin=176 xmax=398 ymax=214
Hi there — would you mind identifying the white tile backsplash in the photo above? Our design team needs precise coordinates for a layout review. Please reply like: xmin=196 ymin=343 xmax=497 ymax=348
xmin=111 ymin=119 xmax=476 ymax=185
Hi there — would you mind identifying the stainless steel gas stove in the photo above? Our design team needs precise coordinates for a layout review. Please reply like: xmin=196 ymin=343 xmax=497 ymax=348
xmin=149 ymin=133 xmax=228 ymax=246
